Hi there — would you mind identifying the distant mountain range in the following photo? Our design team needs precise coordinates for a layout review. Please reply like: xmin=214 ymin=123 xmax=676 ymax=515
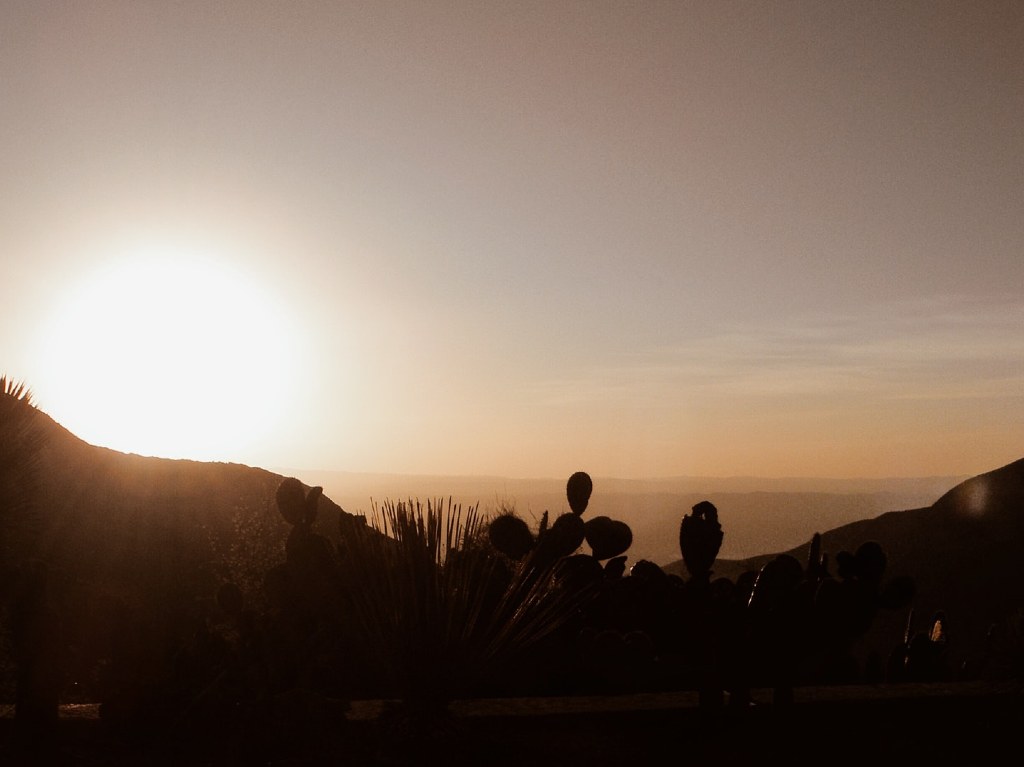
xmin=6 ymin=404 xmax=1020 ymax=685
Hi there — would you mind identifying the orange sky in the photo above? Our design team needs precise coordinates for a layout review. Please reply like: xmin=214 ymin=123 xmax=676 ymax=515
xmin=3 ymin=2 xmax=1022 ymax=480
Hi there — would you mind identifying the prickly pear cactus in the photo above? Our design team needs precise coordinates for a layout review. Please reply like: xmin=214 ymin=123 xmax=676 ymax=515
xmin=276 ymin=477 xmax=307 ymax=525
xmin=535 ymin=513 xmax=586 ymax=562
xmin=806 ymin=532 xmax=828 ymax=580
xmin=566 ymin=471 xmax=593 ymax=516
xmin=583 ymin=516 xmax=632 ymax=561
xmin=678 ymin=500 xmax=723 ymax=582
xmin=485 ymin=470 xmax=633 ymax=576
xmin=276 ymin=477 xmax=322 ymax=528
xmin=488 ymin=513 xmax=535 ymax=560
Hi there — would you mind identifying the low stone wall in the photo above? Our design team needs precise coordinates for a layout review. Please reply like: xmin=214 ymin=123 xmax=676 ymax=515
xmin=2 ymin=682 xmax=1022 ymax=766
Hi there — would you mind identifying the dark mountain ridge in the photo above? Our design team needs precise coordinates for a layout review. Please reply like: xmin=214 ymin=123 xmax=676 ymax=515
xmin=12 ymin=410 xmax=351 ymax=598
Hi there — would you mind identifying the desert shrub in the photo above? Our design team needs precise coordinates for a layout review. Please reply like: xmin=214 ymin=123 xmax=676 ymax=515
xmin=336 ymin=496 xmax=595 ymax=706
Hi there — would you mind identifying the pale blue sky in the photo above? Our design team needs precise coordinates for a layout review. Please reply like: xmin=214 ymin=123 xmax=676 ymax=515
xmin=3 ymin=1 xmax=1022 ymax=478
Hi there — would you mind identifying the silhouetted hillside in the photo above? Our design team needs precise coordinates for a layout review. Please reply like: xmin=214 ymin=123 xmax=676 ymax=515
xmin=666 ymin=457 xmax=1024 ymax=674
xmin=19 ymin=410 xmax=352 ymax=591
xmin=0 ymin=408 xmax=355 ymax=698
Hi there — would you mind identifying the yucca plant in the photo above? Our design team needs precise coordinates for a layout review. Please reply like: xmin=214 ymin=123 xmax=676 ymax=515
xmin=0 ymin=376 xmax=48 ymax=565
xmin=1 ymin=377 xmax=57 ymax=727
xmin=336 ymin=497 xmax=595 ymax=710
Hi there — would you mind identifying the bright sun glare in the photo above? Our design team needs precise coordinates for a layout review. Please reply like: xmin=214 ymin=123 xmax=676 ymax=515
xmin=32 ymin=246 xmax=300 ymax=462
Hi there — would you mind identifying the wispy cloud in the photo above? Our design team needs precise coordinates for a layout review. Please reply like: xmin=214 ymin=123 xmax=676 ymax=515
xmin=530 ymin=295 xmax=1024 ymax=407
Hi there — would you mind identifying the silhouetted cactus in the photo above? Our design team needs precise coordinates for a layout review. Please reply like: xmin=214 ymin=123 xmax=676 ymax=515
xmin=889 ymin=609 xmax=951 ymax=682
xmin=556 ymin=553 xmax=606 ymax=593
xmin=974 ymin=607 xmax=1024 ymax=682
xmin=584 ymin=516 xmax=632 ymax=561
xmin=478 ymin=472 xmax=650 ymax=695
xmin=604 ymin=555 xmax=628 ymax=579
xmin=747 ymin=554 xmax=804 ymax=612
xmin=828 ymin=540 xmax=915 ymax=637
xmin=484 ymin=471 xmax=631 ymax=568
xmin=488 ymin=512 xmax=535 ymax=560
xmin=566 ymin=471 xmax=593 ymax=515
xmin=806 ymin=532 xmax=828 ymax=580
xmin=275 ymin=477 xmax=306 ymax=525
xmin=536 ymin=513 xmax=587 ymax=563
xmin=85 ymin=459 xmax=942 ymax=736
xmin=336 ymin=496 xmax=593 ymax=716
xmin=836 ymin=539 xmax=886 ymax=584
xmin=276 ymin=477 xmax=322 ymax=528
xmin=0 ymin=377 xmax=48 ymax=555
xmin=736 ymin=534 xmax=917 ymax=698
xmin=1 ymin=380 xmax=60 ymax=730
xmin=678 ymin=500 xmax=723 ymax=582
xmin=275 ymin=478 xmax=334 ymax=582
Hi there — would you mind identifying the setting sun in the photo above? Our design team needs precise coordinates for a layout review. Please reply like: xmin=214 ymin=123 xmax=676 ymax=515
xmin=31 ymin=246 xmax=301 ymax=461
xmin=3 ymin=0 xmax=1021 ymax=483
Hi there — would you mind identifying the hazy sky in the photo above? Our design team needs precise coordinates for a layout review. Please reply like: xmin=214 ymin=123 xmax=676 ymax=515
xmin=3 ymin=1 xmax=1022 ymax=480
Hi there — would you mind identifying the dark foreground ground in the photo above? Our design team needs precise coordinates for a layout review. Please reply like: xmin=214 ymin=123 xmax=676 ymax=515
xmin=3 ymin=682 xmax=1023 ymax=767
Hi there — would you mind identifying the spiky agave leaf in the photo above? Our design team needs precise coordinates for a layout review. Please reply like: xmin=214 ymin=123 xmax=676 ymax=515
xmin=0 ymin=376 xmax=49 ymax=564
xmin=337 ymin=497 xmax=486 ymax=698
xmin=337 ymin=496 xmax=595 ymax=704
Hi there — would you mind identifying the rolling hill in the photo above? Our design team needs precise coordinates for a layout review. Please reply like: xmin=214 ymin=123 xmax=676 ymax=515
xmin=0 ymin=405 xmax=353 ymax=698
xmin=3 ymin=407 xmax=351 ymax=600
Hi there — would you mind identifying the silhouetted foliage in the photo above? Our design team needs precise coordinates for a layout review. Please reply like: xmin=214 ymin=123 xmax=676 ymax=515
xmin=0 ymin=376 xmax=47 ymax=564
xmin=9 ymin=419 xmax=1015 ymax=765
xmin=679 ymin=500 xmax=723 ymax=582
xmin=566 ymin=470 xmax=593 ymax=515
xmin=977 ymin=607 xmax=1024 ymax=682
xmin=0 ymin=378 xmax=59 ymax=727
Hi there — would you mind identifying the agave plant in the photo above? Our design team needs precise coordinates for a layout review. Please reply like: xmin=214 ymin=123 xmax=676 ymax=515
xmin=0 ymin=377 xmax=58 ymax=727
xmin=335 ymin=496 xmax=595 ymax=710
xmin=0 ymin=376 xmax=48 ymax=563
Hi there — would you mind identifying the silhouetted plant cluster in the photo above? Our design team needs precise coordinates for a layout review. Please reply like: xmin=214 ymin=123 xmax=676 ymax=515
xmin=10 ymin=439 xmax=1016 ymax=761
xmin=732 ymin=534 xmax=917 ymax=702
xmin=25 ymin=471 xmax=931 ymax=721
xmin=93 ymin=481 xmax=354 ymax=760
xmin=887 ymin=608 xmax=951 ymax=683
xmin=976 ymin=607 xmax=1024 ymax=682
xmin=1 ymin=378 xmax=60 ymax=731
xmin=10 ymin=370 xmax=1024 ymax=766
xmin=85 ymin=476 xmax=600 ymax=758
xmin=468 ymin=473 xmax=919 ymax=706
